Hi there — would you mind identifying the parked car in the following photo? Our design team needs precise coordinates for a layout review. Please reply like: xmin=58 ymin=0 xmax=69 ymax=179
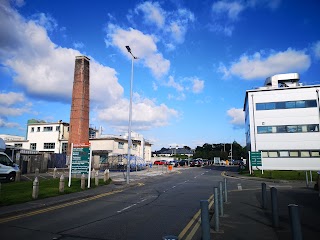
xmin=232 ymin=159 xmax=243 ymax=165
xmin=190 ymin=160 xmax=202 ymax=167
xmin=178 ymin=160 xmax=189 ymax=166
xmin=168 ymin=160 xmax=179 ymax=167
xmin=0 ymin=151 xmax=20 ymax=182
xmin=153 ymin=160 xmax=167 ymax=165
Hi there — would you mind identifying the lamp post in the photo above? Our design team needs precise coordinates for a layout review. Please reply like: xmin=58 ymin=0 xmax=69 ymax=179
xmin=125 ymin=45 xmax=137 ymax=184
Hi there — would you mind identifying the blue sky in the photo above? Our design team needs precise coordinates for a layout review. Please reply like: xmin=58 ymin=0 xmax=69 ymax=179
xmin=1 ymin=0 xmax=320 ymax=151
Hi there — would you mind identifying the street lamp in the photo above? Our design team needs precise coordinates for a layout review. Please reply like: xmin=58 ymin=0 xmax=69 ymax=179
xmin=125 ymin=45 xmax=137 ymax=184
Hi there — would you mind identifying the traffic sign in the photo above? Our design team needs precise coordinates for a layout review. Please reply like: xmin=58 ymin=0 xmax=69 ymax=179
xmin=250 ymin=151 xmax=262 ymax=167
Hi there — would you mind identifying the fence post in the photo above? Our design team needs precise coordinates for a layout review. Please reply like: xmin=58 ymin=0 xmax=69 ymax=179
xmin=288 ymin=204 xmax=302 ymax=240
xmin=81 ymin=173 xmax=86 ymax=189
xmin=59 ymin=174 xmax=65 ymax=193
xmin=104 ymin=169 xmax=110 ymax=182
xmin=32 ymin=177 xmax=39 ymax=199
xmin=224 ymin=178 xmax=228 ymax=203
xmin=15 ymin=169 xmax=21 ymax=182
xmin=91 ymin=169 xmax=96 ymax=179
xmin=214 ymin=187 xmax=219 ymax=232
xmin=219 ymin=181 xmax=224 ymax=217
xmin=53 ymin=167 xmax=57 ymax=179
xmin=261 ymin=183 xmax=267 ymax=209
xmin=271 ymin=187 xmax=279 ymax=228
xmin=200 ymin=200 xmax=211 ymax=240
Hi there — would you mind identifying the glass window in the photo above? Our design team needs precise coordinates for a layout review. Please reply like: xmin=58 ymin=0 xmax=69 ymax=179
xmin=275 ymin=102 xmax=286 ymax=109
xmin=289 ymin=151 xmax=299 ymax=157
xmin=14 ymin=143 xmax=22 ymax=147
xmin=118 ymin=142 xmax=124 ymax=149
xmin=257 ymin=126 xmax=271 ymax=134
xmin=56 ymin=126 xmax=60 ymax=131
xmin=256 ymin=103 xmax=265 ymax=110
xmin=265 ymin=102 xmax=276 ymax=110
xmin=279 ymin=151 xmax=289 ymax=157
xmin=295 ymin=100 xmax=305 ymax=108
xmin=268 ymin=151 xmax=278 ymax=157
xmin=133 ymin=144 xmax=137 ymax=150
xmin=37 ymin=127 xmax=40 ymax=132
xmin=311 ymin=151 xmax=320 ymax=157
xmin=306 ymin=100 xmax=317 ymax=107
xmin=261 ymin=151 xmax=268 ymax=158
xmin=62 ymin=143 xmax=68 ymax=153
xmin=30 ymin=143 xmax=36 ymax=150
xmin=31 ymin=127 xmax=34 ymax=132
xmin=44 ymin=143 xmax=55 ymax=149
xmin=287 ymin=126 xmax=297 ymax=133
xmin=301 ymin=151 xmax=310 ymax=157
xmin=285 ymin=101 xmax=295 ymax=109
xmin=277 ymin=126 xmax=286 ymax=133
xmin=308 ymin=124 xmax=319 ymax=132
xmin=43 ymin=126 xmax=53 ymax=132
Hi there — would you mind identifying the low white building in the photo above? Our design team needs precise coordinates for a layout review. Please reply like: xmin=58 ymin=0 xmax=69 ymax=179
xmin=3 ymin=120 xmax=152 ymax=163
xmin=244 ymin=73 xmax=320 ymax=170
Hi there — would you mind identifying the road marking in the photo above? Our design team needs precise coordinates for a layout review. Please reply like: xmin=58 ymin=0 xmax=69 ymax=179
xmin=117 ymin=203 xmax=137 ymax=213
xmin=178 ymin=194 xmax=214 ymax=240
xmin=172 ymin=186 xmax=176 ymax=189
xmin=0 ymin=189 xmax=123 ymax=224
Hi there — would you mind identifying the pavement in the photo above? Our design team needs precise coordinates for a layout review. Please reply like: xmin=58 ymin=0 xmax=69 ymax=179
xmin=1 ymin=165 xmax=320 ymax=239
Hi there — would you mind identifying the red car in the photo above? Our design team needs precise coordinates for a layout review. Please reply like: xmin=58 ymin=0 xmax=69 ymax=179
xmin=153 ymin=160 xmax=167 ymax=165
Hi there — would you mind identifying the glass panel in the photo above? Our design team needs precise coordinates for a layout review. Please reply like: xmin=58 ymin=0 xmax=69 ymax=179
xmin=289 ymin=151 xmax=299 ymax=157
xmin=275 ymin=102 xmax=286 ymax=109
xmin=265 ymin=102 xmax=276 ymax=110
xmin=256 ymin=103 xmax=265 ymax=110
xmin=306 ymin=100 xmax=317 ymax=107
xmin=285 ymin=101 xmax=295 ymax=109
xmin=268 ymin=151 xmax=278 ymax=157
xmin=257 ymin=126 xmax=268 ymax=133
xmin=308 ymin=124 xmax=319 ymax=132
xmin=311 ymin=151 xmax=320 ymax=157
xmin=301 ymin=151 xmax=310 ymax=157
xmin=262 ymin=151 xmax=268 ymax=157
xmin=277 ymin=126 xmax=286 ymax=133
xmin=279 ymin=151 xmax=289 ymax=157
xmin=295 ymin=101 xmax=305 ymax=108
xmin=287 ymin=126 xmax=297 ymax=133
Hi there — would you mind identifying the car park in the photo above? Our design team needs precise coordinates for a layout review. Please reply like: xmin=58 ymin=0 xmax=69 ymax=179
xmin=178 ymin=160 xmax=189 ymax=166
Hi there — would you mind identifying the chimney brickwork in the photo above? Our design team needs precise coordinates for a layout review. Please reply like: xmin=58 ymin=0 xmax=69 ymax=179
xmin=67 ymin=56 xmax=90 ymax=155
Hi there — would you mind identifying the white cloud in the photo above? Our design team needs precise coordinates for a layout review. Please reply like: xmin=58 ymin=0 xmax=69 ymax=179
xmin=0 ymin=118 xmax=20 ymax=128
xmin=219 ymin=48 xmax=311 ymax=80
xmin=105 ymin=24 xmax=170 ymax=78
xmin=227 ymin=108 xmax=244 ymax=126
xmin=312 ymin=41 xmax=320 ymax=59
xmin=167 ymin=76 xmax=184 ymax=92
xmin=0 ymin=3 xmax=179 ymax=132
xmin=73 ymin=42 xmax=84 ymax=49
xmin=0 ymin=92 xmax=32 ymax=118
xmin=192 ymin=78 xmax=204 ymax=93
xmin=212 ymin=1 xmax=245 ymax=21
xmin=0 ymin=92 xmax=25 ymax=106
xmin=134 ymin=1 xmax=165 ymax=28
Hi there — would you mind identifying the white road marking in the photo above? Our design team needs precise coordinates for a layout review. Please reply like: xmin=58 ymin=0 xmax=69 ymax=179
xmin=117 ymin=203 xmax=137 ymax=213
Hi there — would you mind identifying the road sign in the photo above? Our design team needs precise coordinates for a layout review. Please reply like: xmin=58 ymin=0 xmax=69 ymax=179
xmin=250 ymin=151 xmax=262 ymax=167
xmin=71 ymin=144 xmax=91 ymax=174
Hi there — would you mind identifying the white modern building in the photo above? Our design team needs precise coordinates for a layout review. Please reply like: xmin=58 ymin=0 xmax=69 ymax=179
xmin=244 ymin=73 xmax=320 ymax=170
xmin=3 ymin=120 xmax=152 ymax=163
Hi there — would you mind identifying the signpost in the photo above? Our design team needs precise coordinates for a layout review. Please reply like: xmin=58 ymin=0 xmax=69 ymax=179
xmin=68 ymin=143 xmax=92 ymax=188
xmin=249 ymin=151 xmax=262 ymax=174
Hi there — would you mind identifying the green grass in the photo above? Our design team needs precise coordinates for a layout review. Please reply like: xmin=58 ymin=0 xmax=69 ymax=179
xmin=0 ymin=178 xmax=112 ymax=207
xmin=240 ymin=170 xmax=319 ymax=181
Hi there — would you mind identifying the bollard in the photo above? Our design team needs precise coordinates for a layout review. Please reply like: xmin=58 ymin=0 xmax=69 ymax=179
xmin=214 ymin=187 xmax=219 ymax=232
xmin=81 ymin=173 xmax=86 ymax=190
xmin=95 ymin=170 xmax=99 ymax=186
xmin=288 ymin=204 xmax=302 ymax=240
xmin=35 ymin=168 xmax=39 ymax=179
xmin=104 ymin=169 xmax=110 ymax=182
xmin=91 ymin=169 xmax=96 ymax=179
xmin=271 ymin=187 xmax=279 ymax=228
xmin=59 ymin=174 xmax=65 ymax=193
xmin=200 ymin=200 xmax=211 ymax=240
xmin=224 ymin=178 xmax=228 ymax=203
xmin=32 ymin=177 xmax=39 ymax=199
xmin=305 ymin=171 xmax=309 ymax=188
xmin=15 ymin=169 xmax=21 ymax=182
xmin=237 ymin=183 xmax=242 ymax=190
xmin=261 ymin=183 xmax=267 ymax=209
xmin=219 ymin=181 xmax=224 ymax=217
xmin=53 ymin=167 xmax=57 ymax=179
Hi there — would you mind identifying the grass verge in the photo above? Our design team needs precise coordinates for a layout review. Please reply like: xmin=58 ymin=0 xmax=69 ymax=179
xmin=0 ymin=178 xmax=112 ymax=207
xmin=239 ymin=169 xmax=319 ymax=181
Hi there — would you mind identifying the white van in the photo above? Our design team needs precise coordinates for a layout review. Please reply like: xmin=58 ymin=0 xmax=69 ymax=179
xmin=0 ymin=152 xmax=20 ymax=182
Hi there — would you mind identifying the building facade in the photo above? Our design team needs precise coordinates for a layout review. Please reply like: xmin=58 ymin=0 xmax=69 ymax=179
xmin=244 ymin=73 xmax=320 ymax=170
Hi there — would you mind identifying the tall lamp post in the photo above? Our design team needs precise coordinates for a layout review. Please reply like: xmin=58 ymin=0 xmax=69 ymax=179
xmin=125 ymin=45 xmax=137 ymax=184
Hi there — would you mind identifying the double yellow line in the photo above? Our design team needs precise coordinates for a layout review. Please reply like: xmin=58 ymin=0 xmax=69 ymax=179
xmin=178 ymin=194 xmax=214 ymax=240
xmin=0 ymin=189 xmax=123 ymax=224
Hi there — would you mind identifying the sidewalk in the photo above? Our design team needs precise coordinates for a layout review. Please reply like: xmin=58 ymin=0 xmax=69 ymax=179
xmin=211 ymin=171 xmax=320 ymax=239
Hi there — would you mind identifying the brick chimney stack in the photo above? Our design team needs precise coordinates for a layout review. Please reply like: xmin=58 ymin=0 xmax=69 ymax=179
xmin=67 ymin=56 xmax=90 ymax=156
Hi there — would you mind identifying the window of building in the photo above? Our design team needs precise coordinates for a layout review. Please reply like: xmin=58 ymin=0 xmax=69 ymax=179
xmin=308 ymin=124 xmax=319 ymax=132
xmin=276 ymin=126 xmax=286 ymax=133
xmin=118 ymin=142 xmax=124 ymax=149
xmin=311 ymin=151 xmax=320 ymax=157
xmin=306 ymin=100 xmax=317 ymax=107
xmin=295 ymin=100 xmax=305 ymax=108
xmin=279 ymin=151 xmax=289 ymax=157
xmin=30 ymin=143 xmax=36 ymax=150
xmin=287 ymin=126 xmax=297 ymax=133
xmin=43 ymin=126 xmax=53 ymax=132
xmin=67 ymin=127 xmax=70 ymax=132
xmin=14 ymin=143 xmax=22 ymax=147
xmin=256 ymin=103 xmax=265 ymax=110
xmin=56 ymin=126 xmax=60 ymax=131
xmin=133 ymin=144 xmax=137 ymax=150
xmin=289 ymin=151 xmax=299 ymax=157
xmin=62 ymin=143 xmax=68 ymax=153
xmin=31 ymin=127 xmax=34 ymax=132
xmin=300 ymin=151 xmax=310 ymax=157
xmin=258 ymin=124 xmax=319 ymax=134
xmin=261 ymin=151 xmax=268 ymax=158
xmin=37 ymin=127 xmax=40 ymax=132
xmin=265 ymin=102 xmax=276 ymax=110
xmin=44 ymin=143 xmax=55 ymax=149
xmin=256 ymin=99 xmax=317 ymax=111
xmin=268 ymin=151 xmax=278 ymax=157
